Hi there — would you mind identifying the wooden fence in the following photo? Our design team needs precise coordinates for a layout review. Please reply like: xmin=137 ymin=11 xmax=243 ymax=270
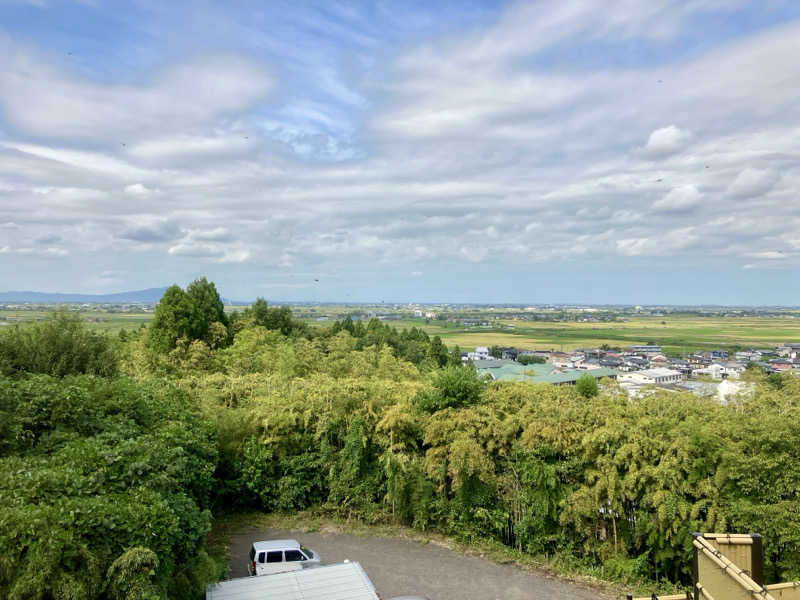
xmin=627 ymin=533 xmax=800 ymax=600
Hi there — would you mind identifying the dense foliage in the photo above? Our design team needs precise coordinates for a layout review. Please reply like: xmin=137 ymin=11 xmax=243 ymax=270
xmin=0 ymin=375 xmax=219 ymax=599
xmin=211 ymin=360 xmax=800 ymax=586
xmin=6 ymin=281 xmax=800 ymax=598
xmin=330 ymin=316 xmax=455 ymax=368
xmin=0 ymin=311 xmax=118 ymax=377
xmin=233 ymin=297 xmax=309 ymax=338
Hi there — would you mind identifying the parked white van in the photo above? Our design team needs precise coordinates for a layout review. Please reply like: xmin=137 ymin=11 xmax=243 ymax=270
xmin=247 ymin=539 xmax=321 ymax=576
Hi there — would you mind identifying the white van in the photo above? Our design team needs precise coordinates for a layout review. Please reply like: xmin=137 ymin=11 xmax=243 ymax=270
xmin=247 ymin=539 xmax=321 ymax=576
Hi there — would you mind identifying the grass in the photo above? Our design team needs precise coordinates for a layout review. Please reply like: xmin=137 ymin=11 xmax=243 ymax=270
xmin=207 ymin=509 xmax=683 ymax=599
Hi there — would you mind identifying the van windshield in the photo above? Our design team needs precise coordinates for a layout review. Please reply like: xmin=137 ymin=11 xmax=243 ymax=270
xmin=300 ymin=546 xmax=314 ymax=559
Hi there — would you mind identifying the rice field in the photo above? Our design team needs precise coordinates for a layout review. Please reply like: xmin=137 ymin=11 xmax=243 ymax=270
xmin=3 ymin=306 xmax=800 ymax=355
xmin=385 ymin=316 xmax=800 ymax=354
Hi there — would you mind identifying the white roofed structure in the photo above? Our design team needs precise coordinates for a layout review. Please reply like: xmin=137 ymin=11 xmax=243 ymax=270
xmin=206 ymin=561 xmax=379 ymax=600
xmin=622 ymin=368 xmax=682 ymax=385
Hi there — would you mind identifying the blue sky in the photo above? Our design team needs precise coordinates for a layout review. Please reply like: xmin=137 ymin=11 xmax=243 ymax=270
xmin=2 ymin=1 xmax=800 ymax=304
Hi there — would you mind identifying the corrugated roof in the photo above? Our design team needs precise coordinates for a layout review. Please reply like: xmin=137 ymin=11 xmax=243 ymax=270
xmin=535 ymin=367 xmax=618 ymax=384
xmin=206 ymin=562 xmax=379 ymax=600
xmin=476 ymin=362 xmax=617 ymax=385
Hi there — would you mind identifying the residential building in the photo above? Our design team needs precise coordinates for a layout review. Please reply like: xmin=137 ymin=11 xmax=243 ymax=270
xmin=501 ymin=347 xmax=519 ymax=360
xmin=622 ymin=368 xmax=682 ymax=385
xmin=777 ymin=343 xmax=800 ymax=358
xmin=472 ymin=346 xmax=491 ymax=361
xmin=627 ymin=345 xmax=663 ymax=356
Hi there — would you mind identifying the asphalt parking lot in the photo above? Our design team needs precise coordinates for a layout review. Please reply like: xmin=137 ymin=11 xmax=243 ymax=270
xmin=227 ymin=526 xmax=609 ymax=600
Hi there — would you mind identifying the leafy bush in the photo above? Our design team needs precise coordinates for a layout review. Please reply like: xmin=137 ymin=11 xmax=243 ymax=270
xmin=0 ymin=375 xmax=218 ymax=600
xmin=414 ymin=365 xmax=484 ymax=412
xmin=0 ymin=311 xmax=118 ymax=377
xmin=575 ymin=372 xmax=599 ymax=398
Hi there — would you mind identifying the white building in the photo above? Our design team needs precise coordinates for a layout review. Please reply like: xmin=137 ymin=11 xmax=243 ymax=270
xmin=622 ymin=367 xmax=682 ymax=385
xmin=472 ymin=346 xmax=491 ymax=360
xmin=693 ymin=362 xmax=744 ymax=380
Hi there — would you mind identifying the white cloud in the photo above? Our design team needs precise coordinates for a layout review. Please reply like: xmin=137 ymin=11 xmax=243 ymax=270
xmin=128 ymin=135 xmax=252 ymax=160
xmin=727 ymin=167 xmax=779 ymax=198
xmin=14 ymin=246 xmax=68 ymax=257
xmin=188 ymin=228 xmax=234 ymax=242
xmin=124 ymin=183 xmax=152 ymax=196
xmin=652 ymin=185 xmax=702 ymax=213
xmin=218 ymin=249 xmax=251 ymax=263
xmin=616 ymin=227 xmax=698 ymax=256
xmin=3 ymin=3 xmax=800 ymax=298
xmin=643 ymin=125 xmax=692 ymax=157
xmin=167 ymin=240 xmax=250 ymax=264
xmin=167 ymin=242 xmax=219 ymax=257
xmin=0 ymin=43 xmax=273 ymax=140
xmin=748 ymin=251 xmax=787 ymax=260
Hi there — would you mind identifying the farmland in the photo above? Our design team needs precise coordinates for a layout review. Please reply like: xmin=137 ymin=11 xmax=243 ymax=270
xmin=401 ymin=316 xmax=800 ymax=354
xmin=4 ymin=304 xmax=800 ymax=355
xmin=0 ymin=308 xmax=153 ymax=332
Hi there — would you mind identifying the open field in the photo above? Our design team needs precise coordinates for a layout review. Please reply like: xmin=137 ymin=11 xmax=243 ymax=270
xmin=0 ymin=310 xmax=153 ymax=333
xmin=356 ymin=316 xmax=800 ymax=354
xmin=5 ymin=306 xmax=800 ymax=354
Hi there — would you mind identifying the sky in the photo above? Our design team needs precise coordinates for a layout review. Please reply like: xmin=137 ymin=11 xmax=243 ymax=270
xmin=1 ymin=1 xmax=800 ymax=305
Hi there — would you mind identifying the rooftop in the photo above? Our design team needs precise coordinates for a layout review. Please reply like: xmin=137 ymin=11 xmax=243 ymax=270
xmin=474 ymin=360 xmax=617 ymax=385
xmin=635 ymin=368 xmax=682 ymax=377
xmin=206 ymin=562 xmax=378 ymax=600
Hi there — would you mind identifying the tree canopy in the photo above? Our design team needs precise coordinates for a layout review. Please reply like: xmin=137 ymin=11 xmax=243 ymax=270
xmin=148 ymin=278 xmax=227 ymax=352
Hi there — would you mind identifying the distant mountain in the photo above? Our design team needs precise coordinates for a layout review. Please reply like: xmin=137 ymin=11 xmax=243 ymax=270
xmin=0 ymin=287 xmax=169 ymax=304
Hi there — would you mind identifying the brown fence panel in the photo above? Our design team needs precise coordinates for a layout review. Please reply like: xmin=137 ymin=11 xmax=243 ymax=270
xmin=695 ymin=549 xmax=755 ymax=600
xmin=701 ymin=533 xmax=763 ymax=585
xmin=767 ymin=582 xmax=800 ymax=600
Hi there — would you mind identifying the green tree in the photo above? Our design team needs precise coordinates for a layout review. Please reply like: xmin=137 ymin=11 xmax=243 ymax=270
xmin=517 ymin=354 xmax=545 ymax=365
xmin=148 ymin=278 xmax=228 ymax=353
xmin=575 ymin=373 xmax=599 ymax=398
xmin=245 ymin=298 xmax=307 ymax=337
xmin=147 ymin=284 xmax=194 ymax=352
xmin=186 ymin=277 xmax=227 ymax=340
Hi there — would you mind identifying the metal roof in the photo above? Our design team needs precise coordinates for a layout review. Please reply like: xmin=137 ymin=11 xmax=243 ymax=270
xmin=206 ymin=562 xmax=379 ymax=600
xmin=633 ymin=368 xmax=681 ymax=378
xmin=252 ymin=539 xmax=300 ymax=551
xmin=476 ymin=362 xmax=618 ymax=385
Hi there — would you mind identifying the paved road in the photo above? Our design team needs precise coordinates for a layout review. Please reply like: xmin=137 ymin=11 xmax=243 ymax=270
xmin=227 ymin=526 xmax=609 ymax=600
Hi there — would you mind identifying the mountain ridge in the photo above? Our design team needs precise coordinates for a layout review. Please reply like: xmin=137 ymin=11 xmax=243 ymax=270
xmin=0 ymin=288 xmax=169 ymax=304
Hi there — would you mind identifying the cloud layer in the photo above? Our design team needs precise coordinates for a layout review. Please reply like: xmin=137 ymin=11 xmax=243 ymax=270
xmin=1 ymin=1 xmax=800 ymax=303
